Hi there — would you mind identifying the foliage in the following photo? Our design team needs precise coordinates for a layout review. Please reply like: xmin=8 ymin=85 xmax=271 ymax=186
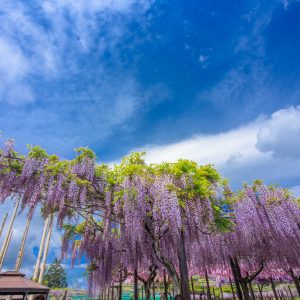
xmin=43 ymin=258 xmax=68 ymax=289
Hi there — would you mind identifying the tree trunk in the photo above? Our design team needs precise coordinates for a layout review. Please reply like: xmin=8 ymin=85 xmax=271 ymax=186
xmin=177 ymin=231 xmax=191 ymax=300
xmin=287 ymin=285 xmax=294 ymax=300
xmin=248 ymin=281 xmax=255 ymax=300
xmin=205 ymin=271 xmax=212 ymax=300
xmin=163 ymin=270 xmax=168 ymax=300
xmin=156 ymin=254 xmax=180 ymax=294
xmin=111 ymin=286 xmax=114 ymax=300
xmin=62 ymin=290 xmax=68 ymax=300
xmin=270 ymin=278 xmax=278 ymax=300
xmin=288 ymin=269 xmax=300 ymax=297
xmin=134 ymin=269 xmax=139 ymax=300
xmin=229 ymin=277 xmax=236 ymax=300
xmin=144 ymin=282 xmax=152 ymax=300
xmin=146 ymin=228 xmax=180 ymax=294
xmin=212 ymin=288 xmax=216 ymax=300
xmin=239 ymin=280 xmax=250 ymax=300
xmin=229 ymin=257 xmax=243 ymax=300
xmin=191 ymin=276 xmax=195 ymax=300
xmin=107 ymin=286 xmax=110 ymax=300
xmin=119 ymin=281 xmax=122 ymax=300
xmin=220 ymin=284 xmax=224 ymax=300
xmin=152 ymin=281 xmax=156 ymax=300
xmin=257 ymin=284 xmax=263 ymax=300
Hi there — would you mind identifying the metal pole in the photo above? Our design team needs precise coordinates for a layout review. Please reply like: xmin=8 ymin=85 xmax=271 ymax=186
xmin=0 ymin=213 xmax=8 ymax=238
xmin=32 ymin=216 xmax=50 ymax=281
xmin=38 ymin=215 xmax=53 ymax=284
xmin=15 ymin=213 xmax=32 ymax=271
xmin=0 ymin=194 xmax=21 ymax=270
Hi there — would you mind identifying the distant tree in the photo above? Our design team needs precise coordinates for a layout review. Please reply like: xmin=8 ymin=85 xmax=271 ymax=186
xmin=43 ymin=258 xmax=68 ymax=288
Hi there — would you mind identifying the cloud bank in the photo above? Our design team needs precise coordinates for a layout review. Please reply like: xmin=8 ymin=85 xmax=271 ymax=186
xmin=133 ymin=106 xmax=300 ymax=192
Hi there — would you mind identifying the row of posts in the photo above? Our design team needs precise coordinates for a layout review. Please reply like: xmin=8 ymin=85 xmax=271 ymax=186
xmin=100 ymin=273 xmax=296 ymax=300
xmin=0 ymin=193 xmax=53 ymax=284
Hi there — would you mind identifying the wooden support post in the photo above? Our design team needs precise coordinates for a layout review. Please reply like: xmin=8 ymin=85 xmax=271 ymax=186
xmin=15 ymin=214 xmax=32 ymax=271
xmin=0 ymin=195 xmax=21 ymax=271
xmin=0 ymin=230 xmax=13 ymax=267
xmin=38 ymin=215 xmax=53 ymax=284
xmin=0 ymin=213 xmax=8 ymax=238
xmin=32 ymin=216 xmax=50 ymax=281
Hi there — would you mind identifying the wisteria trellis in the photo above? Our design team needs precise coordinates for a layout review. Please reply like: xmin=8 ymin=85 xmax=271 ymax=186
xmin=0 ymin=141 xmax=300 ymax=300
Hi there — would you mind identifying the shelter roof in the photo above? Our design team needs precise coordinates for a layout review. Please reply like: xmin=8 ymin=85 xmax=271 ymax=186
xmin=0 ymin=271 xmax=50 ymax=295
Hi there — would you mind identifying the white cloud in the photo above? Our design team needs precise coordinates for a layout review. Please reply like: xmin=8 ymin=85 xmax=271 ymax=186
xmin=47 ymin=0 xmax=153 ymax=14
xmin=198 ymin=54 xmax=209 ymax=63
xmin=0 ymin=0 xmax=154 ymax=105
xmin=0 ymin=38 xmax=29 ymax=80
xmin=0 ymin=37 xmax=34 ymax=105
xmin=281 ymin=0 xmax=300 ymax=10
xmin=256 ymin=106 xmax=300 ymax=159
xmin=131 ymin=106 xmax=300 ymax=189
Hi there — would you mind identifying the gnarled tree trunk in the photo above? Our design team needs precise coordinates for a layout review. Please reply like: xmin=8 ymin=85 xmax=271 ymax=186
xmin=229 ymin=257 xmax=264 ymax=300
xmin=138 ymin=264 xmax=158 ymax=300
xmin=177 ymin=230 xmax=191 ymax=300
xmin=144 ymin=222 xmax=181 ymax=294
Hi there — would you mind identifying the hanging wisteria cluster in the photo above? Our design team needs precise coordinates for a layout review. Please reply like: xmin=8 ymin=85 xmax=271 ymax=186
xmin=1 ymin=141 xmax=300 ymax=300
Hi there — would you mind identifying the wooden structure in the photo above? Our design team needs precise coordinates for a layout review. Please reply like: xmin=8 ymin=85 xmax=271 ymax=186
xmin=0 ymin=271 xmax=49 ymax=299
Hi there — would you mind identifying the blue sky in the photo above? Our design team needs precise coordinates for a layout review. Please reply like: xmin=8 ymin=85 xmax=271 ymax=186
xmin=1 ymin=0 xmax=300 ymax=289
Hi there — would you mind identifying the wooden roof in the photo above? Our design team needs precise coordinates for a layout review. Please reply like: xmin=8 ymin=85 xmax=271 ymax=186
xmin=0 ymin=271 xmax=50 ymax=295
